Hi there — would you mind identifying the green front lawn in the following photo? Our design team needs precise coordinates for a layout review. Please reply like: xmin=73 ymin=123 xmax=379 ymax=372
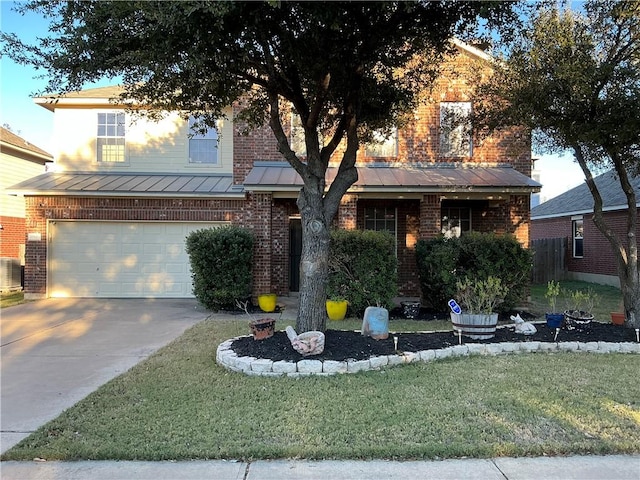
xmin=0 ymin=290 xmax=25 ymax=309
xmin=3 ymin=282 xmax=638 ymax=461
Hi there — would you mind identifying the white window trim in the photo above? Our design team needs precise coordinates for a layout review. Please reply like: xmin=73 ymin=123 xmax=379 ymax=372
xmin=572 ymin=217 xmax=584 ymax=258
xmin=188 ymin=116 xmax=220 ymax=165
xmin=365 ymin=128 xmax=398 ymax=158
xmin=96 ymin=111 xmax=127 ymax=163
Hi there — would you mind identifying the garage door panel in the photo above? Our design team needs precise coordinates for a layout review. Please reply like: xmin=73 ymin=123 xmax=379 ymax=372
xmin=49 ymin=221 xmax=226 ymax=298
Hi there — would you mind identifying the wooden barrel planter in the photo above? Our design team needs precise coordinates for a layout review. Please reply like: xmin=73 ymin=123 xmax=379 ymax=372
xmin=564 ymin=310 xmax=593 ymax=330
xmin=450 ymin=312 xmax=498 ymax=340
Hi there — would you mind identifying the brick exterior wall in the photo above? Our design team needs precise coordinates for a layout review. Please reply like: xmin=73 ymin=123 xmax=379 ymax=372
xmin=0 ymin=216 xmax=25 ymax=259
xmin=532 ymin=210 xmax=638 ymax=277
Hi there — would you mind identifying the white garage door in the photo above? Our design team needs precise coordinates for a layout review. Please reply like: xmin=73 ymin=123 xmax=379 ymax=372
xmin=48 ymin=221 xmax=227 ymax=298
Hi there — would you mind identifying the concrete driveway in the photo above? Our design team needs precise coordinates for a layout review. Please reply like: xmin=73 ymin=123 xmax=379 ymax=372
xmin=0 ymin=298 xmax=210 ymax=453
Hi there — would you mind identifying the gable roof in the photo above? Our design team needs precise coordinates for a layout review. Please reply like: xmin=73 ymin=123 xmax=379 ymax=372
xmin=531 ymin=169 xmax=640 ymax=219
xmin=0 ymin=127 xmax=52 ymax=163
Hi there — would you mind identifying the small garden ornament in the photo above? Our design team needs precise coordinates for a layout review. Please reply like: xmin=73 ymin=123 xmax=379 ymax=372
xmin=285 ymin=326 xmax=325 ymax=356
xmin=510 ymin=313 xmax=537 ymax=335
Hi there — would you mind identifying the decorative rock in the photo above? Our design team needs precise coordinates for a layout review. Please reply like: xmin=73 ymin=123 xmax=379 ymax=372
xmin=559 ymin=342 xmax=579 ymax=352
xmin=347 ymin=359 xmax=371 ymax=373
xmin=520 ymin=341 xmax=540 ymax=352
xmin=387 ymin=355 xmax=404 ymax=366
xmin=451 ymin=345 xmax=469 ymax=357
xmin=297 ymin=359 xmax=323 ymax=374
xmin=466 ymin=344 xmax=487 ymax=355
xmin=419 ymin=350 xmax=436 ymax=362
xmin=435 ymin=348 xmax=452 ymax=360
xmin=401 ymin=351 xmax=420 ymax=363
xmin=369 ymin=356 xmax=389 ymax=369
xmin=216 ymin=334 xmax=640 ymax=377
xmin=251 ymin=359 xmax=274 ymax=373
xmin=272 ymin=361 xmax=297 ymax=374
xmin=323 ymin=360 xmax=348 ymax=374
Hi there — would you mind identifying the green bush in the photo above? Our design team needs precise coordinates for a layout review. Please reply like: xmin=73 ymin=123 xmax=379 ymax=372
xmin=185 ymin=225 xmax=254 ymax=311
xmin=415 ymin=236 xmax=460 ymax=311
xmin=327 ymin=229 xmax=398 ymax=315
xmin=416 ymin=232 xmax=532 ymax=312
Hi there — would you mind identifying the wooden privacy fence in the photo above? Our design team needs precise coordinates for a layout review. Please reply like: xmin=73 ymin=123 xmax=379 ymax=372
xmin=531 ymin=237 xmax=567 ymax=284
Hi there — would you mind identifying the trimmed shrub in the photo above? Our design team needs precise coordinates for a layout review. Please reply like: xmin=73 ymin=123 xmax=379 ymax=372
xmin=416 ymin=232 xmax=532 ymax=312
xmin=415 ymin=236 xmax=460 ymax=311
xmin=327 ymin=229 xmax=398 ymax=316
xmin=185 ymin=225 xmax=253 ymax=311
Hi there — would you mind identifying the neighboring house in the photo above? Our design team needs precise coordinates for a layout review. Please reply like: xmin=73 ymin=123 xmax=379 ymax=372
xmin=531 ymin=169 xmax=640 ymax=288
xmin=0 ymin=127 xmax=52 ymax=289
xmin=8 ymin=42 xmax=540 ymax=300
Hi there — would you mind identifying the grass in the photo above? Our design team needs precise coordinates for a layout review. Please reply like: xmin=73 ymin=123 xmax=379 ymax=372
xmin=0 ymin=290 xmax=25 ymax=309
xmin=529 ymin=280 xmax=623 ymax=321
xmin=2 ymin=280 xmax=638 ymax=461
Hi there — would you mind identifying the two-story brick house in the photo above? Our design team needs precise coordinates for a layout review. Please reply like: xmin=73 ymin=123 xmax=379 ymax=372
xmin=8 ymin=41 xmax=540 ymax=300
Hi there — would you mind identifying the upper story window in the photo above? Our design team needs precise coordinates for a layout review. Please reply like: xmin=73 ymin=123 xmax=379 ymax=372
xmin=97 ymin=112 xmax=125 ymax=163
xmin=188 ymin=116 xmax=219 ymax=164
xmin=365 ymin=128 xmax=398 ymax=158
xmin=440 ymin=102 xmax=472 ymax=158
xmin=572 ymin=217 xmax=584 ymax=258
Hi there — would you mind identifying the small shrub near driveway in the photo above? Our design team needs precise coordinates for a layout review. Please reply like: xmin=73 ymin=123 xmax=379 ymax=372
xmin=186 ymin=225 xmax=253 ymax=311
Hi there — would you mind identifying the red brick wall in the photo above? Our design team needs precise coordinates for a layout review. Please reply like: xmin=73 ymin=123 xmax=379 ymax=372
xmin=0 ymin=216 xmax=25 ymax=259
xmin=531 ymin=210 xmax=639 ymax=277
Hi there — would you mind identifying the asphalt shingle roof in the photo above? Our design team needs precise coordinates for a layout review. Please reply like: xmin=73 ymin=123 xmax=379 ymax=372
xmin=531 ymin=169 xmax=640 ymax=219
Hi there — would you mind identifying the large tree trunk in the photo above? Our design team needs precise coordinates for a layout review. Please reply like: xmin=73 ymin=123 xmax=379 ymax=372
xmin=296 ymin=185 xmax=331 ymax=333
xmin=573 ymin=145 xmax=640 ymax=328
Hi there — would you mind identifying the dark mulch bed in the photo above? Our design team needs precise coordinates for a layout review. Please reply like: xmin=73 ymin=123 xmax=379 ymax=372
xmin=230 ymin=321 xmax=638 ymax=363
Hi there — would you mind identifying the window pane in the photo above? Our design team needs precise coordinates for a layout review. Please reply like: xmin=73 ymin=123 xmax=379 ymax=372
xmin=365 ymin=128 xmax=397 ymax=157
xmin=97 ymin=112 xmax=126 ymax=162
xmin=440 ymin=102 xmax=472 ymax=158
xmin=188 ymin=116 xmax=219 ymax=164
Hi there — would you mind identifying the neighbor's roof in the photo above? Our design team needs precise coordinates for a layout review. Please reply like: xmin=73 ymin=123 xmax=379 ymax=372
xmin=244 ymin=162 xmax=540 ymax=195
xmin=0 ymin=127 xmax=52 ymax=163
xmin=531 ymin=169 xmax=640 ymax=219
xmin=6 ymin=172 xmax=245 ymax=198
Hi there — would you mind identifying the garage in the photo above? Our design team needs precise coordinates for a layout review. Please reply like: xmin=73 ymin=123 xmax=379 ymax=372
xmin=48 ymin=221 xmax=226 ymax=298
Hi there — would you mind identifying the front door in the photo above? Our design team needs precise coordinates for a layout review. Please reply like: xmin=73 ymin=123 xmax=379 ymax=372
xmin=289 ymin=218 xmax=302 ymax=292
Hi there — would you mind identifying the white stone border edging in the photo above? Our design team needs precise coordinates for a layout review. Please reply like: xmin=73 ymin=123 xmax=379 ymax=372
xmin=216 ymin=336 xmax=640 ymax=377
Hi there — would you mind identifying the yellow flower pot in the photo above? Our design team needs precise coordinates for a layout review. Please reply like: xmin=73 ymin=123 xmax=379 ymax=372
xmin=326 ymin=299 xmax=348 ymax=321
xmin=257 ymin=293 xmax=277 ymax=313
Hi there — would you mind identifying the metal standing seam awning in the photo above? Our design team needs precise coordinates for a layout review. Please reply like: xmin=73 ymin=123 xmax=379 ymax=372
xmin=6 ymin=172 xmax=246 ymax=198
xmin=243 ymin=162 xmax=541 ymax=199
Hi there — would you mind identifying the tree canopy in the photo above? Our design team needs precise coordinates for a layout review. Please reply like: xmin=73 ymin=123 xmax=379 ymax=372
xmin=474 ymin=0 xmax=639 ymax=328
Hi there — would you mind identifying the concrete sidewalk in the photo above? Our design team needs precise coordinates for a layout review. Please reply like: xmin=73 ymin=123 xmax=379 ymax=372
xmin=1 ymin=455 xmax=639 ymax=479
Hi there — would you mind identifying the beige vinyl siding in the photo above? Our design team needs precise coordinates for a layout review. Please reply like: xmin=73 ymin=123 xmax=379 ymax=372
xmin=54 ymin=108 xmax=233 ymax=174
xmin=0 ymin=152 xmax=46 ymax=217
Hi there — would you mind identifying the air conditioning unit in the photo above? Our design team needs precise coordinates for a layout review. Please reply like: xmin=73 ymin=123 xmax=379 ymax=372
xmin=0 ymin=257 xmax=22 ymax=290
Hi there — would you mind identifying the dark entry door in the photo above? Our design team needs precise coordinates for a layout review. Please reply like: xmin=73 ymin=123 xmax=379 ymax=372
xmin=289 ymin=218 xmax=302 ymax=292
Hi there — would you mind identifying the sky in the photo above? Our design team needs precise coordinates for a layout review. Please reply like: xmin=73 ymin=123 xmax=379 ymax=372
xmin=0 ymin=1 xmax=585 ymax=203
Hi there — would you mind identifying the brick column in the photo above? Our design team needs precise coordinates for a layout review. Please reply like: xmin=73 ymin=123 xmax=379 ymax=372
xmin=337 ymin=194 xmax=358 ymax=230
xmin=23 ymin=197 xmax=47 ymax=299
xmin=419 ymin=194 xmax=441 ymax=239
xmin=251 ymin=192 xmax=273 ymax=297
